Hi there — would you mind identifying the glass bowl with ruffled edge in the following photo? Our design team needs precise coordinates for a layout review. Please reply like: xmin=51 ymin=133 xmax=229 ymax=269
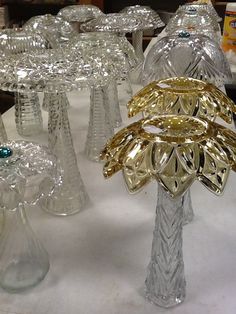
xmin=0 ymin=47 xmax=121 ymax=216
xmin=0 ymin=140 xmax=59 ymax=292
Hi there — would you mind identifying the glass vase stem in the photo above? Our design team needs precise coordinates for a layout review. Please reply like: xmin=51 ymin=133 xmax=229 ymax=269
xmin=15 ymin=92 xmax=43 ymax=136
xmin=0 ymin=204 xmax=49 ymax=292
xmin=42 ymin=92 xmax=70 ymax=112
xmin=41 ymin=92 xmax=89 ymax=216
xmin=0 ymin=114 xmax=7 ymax=143
xmin=183 ymin=189 xmax=194 ymax=224
xmin=85 ymin=86 xmax=114 ymax=162
xmin=132 ymin=30 xmax=144 ymax=63
xmin=107 ymin=81 xmax=122 ymax=128
xmin=145 ymin=185 xmax=186 ymax=308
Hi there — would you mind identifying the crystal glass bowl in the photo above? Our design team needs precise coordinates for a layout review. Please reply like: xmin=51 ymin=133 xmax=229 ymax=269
xmin=57 ymin=4 xmax=104 ymax=23
xmin=143 ymin=32 xmax=232 ymax=87
xmin=181 ymin=2 xmax=221 ymax=22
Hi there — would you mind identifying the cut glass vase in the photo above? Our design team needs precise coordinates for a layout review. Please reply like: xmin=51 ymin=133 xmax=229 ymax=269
xmin=40 ymin=92 xmax=89 ymax=216
xmin=145 ymin=185 xmax=186 ymax=308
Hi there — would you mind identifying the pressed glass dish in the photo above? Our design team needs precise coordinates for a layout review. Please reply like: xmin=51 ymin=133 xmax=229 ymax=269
xmin=57 ymin=4 xmax=104 ymax=23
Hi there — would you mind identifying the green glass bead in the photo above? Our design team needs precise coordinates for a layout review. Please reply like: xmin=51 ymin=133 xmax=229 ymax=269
xmin=0 ymin=147 xmax=12 ymax=158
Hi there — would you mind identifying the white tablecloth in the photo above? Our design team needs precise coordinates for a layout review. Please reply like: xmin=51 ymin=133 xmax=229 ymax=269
xmin=1 ymin=90 xmax=236 ymax=314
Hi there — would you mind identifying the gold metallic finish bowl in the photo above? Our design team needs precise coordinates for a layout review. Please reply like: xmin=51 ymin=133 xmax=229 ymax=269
xmin=127 ymin=77 xmax=236 ymax=123
xmin=101 ymin=115 xmax=236 ymax=197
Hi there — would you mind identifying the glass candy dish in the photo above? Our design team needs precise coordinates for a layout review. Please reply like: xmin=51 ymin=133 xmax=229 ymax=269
xmin=0 ymin=48 xmax=119 ymax=215
xmin=101 ymin=115 xmax=236 ymax=308
xmin=143 ymin=31 xmax=232 ymax=88
xmin=166 ymin=6 xmax=220 ymax=34
xmin=70 ymin=32 xmax=133 ymax=161
xmin=120 ymin=6 xmax=164 ymax=63
xmin=0 ymin=141 xmax=59 ymax=292
xmin=0 ymin=29 xmax=50 ymax=137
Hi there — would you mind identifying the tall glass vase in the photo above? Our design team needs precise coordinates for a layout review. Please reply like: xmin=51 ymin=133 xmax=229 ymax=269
xmin=85 ymin=86 xmax=114 ymax=162
xmin=15 ymin=92 xmax=43 ymax=136
xmin=40 ymin=92 xmax=89 ymax=216
xmin=145 ymin=185 xmax=186 ymax=308
xmin=0 ymin=205 xmax=49 ymax=292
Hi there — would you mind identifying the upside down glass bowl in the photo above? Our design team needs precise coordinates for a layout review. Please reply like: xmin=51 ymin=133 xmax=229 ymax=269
xmin=143 ymin=32 xmax=232 ymax=88
xmin=58 ymin=4 xmax=104 ymax=23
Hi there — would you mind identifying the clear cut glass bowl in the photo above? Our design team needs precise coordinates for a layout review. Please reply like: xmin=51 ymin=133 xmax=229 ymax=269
xmin=23 ymin=14 xmax=77 ymax=48
xmin=57 ymin=4 xmax=104 ymax=23
xmin=143 ymin=31 xmax=232 ymax=88
xmin=166 ymin=6 xmax=220 ymax=33
xmin=80 ymin=13 xmax=142 ymax=33
xmin=120 ymin=5 xmax=164 ymax=30
xmin=184 ymin=1 xmax=222 ymax=22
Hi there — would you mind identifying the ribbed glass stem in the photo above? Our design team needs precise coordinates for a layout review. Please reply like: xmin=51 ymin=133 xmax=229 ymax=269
xmin=41 ymin=92 xmax=89 ymax=216
xmin=0 ymin=205 xmax=49 ymax=292
xmin=85 ymin=86 xmax=114 ymax=162
xmin=15 ymin=92 xmax=43 ymax=136
xmin=132 ymin=30 xmax=144 ymax=63
xmin=0 ymin=114 xmax=7 ymax=143
xmin=107 ymin=81 xmax=122 ymax=128
xmin=42 ymin=92 xmax=70 ymax=112
xmin=183 ymin=189 xmax=194 ymax=225
xmin=145 ymin=185 xmax=186 ymax=308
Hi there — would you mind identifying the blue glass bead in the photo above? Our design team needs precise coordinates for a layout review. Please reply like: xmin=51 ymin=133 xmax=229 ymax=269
xmin=0 ymin=147 xmax=12 ymax=158
xmin=178 ymin=31 xmax=191 ymax=39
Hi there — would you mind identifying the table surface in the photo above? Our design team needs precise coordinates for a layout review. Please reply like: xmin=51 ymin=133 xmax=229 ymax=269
xmin=1 ymin=88 xmax=236 ymax=314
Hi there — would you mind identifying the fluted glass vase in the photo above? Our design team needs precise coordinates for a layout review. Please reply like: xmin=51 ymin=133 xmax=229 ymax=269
xmin=85 ymin=86 xmax=114 ymax=162
xmin=145 ymin=185 xmax=186 ymax=308
xmin=40 ymin=92 xmax=89 ymax=216
xmin=0 ymin=205 xmax=49 ymax=292
xmin=15 ymin=92 xmax=43 ymax=136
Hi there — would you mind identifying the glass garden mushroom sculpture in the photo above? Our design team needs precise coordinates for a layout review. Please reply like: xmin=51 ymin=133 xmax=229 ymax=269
xmin=100 ymin=115 xmax=236 ymax=308
xmin=0 ymin=140 xmax=59 ymax=292
xmin=127 ymin=77 xmax=236 ymax=223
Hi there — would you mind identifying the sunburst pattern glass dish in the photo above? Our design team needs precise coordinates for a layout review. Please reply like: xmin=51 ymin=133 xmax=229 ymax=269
xmin=166 ymin=7 xmax=220 ymax=34
xmin=70 ymin=32 xmax=130 ymax=161
xmin=0 ymin=141 xmax=59 ymax=292
xmin=120 ymin=5 xmax=164 ymax=66
xmin=0 ymin=29 xmax=51 ymax=137
xmin=143 ymin=32 xmax=232 ymax=88
xmin=101 ymin=115 xmax=236 ymax=308
xmin=0 ymin=47 xmax=118 ymax=215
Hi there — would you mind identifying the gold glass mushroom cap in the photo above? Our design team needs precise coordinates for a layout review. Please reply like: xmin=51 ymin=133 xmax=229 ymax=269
xmin=101 ymin=115 xmax=236 ymax=197
xmin=127 ymin=77 xmax=236 ymax=123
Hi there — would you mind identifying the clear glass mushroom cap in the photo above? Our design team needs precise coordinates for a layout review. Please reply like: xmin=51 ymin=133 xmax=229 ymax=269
xmin=23 ymin=14 xmax=77 ymax=47
xmin=0 ymin=141 xmax=59 ymax=209
xmin=166 ymin=6 xmax=220 ymax=33
xmin=70 ymin=32 xmax=138 ymax=70
xmin=120 ymin=5 xmax=165 ymax=29
xmin=143 ymin=31 xmax=232 ymax=87
xmin=57 ymin=4 xmax=104 ymax=23
xmin=80 ymin=13 xmax=143 ymax=33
